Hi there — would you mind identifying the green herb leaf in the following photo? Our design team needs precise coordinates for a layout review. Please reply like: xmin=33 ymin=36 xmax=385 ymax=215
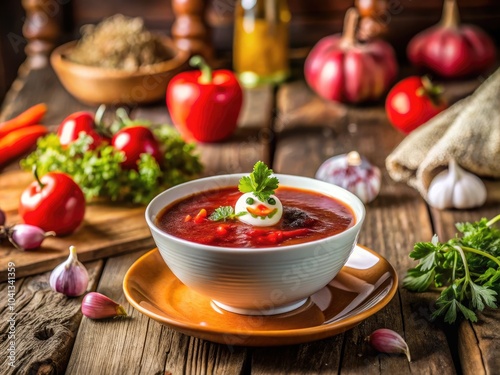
xmin=238 ymin=161 xmax=279 ymax=202
xmin=404 ymin=215 xmax=500 ymax=324
xmin=209 ymin=206 xmax=246 ymax=222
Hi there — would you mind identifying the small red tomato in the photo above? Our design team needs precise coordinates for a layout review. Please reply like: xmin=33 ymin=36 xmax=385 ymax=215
xmin=19 ymin=171 xmax=86 ymax=236
xmin=111 ymin=126 xmax=162 ymax=170
xmin=385 ymin=76 xmax=448 ymax=134
xmin=57 ymin=111 xmax=107 ymax=149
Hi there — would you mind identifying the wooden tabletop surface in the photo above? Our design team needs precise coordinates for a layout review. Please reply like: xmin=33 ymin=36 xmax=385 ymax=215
xmin=1 ymin=62 xmax=499 ymax=375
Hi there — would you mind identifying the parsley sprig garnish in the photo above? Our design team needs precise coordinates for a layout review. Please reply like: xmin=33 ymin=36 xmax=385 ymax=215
xmin=238 ymin=161 xmax=279 ymax=202
xmin=403 ymin=214 xmax=500 ymax=324
xmin=209 ymin=206 xmax=246 ymax=222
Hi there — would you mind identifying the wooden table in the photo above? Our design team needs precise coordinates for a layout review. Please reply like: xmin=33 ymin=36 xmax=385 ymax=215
xmin=1 ymin=62 xmax=499 ymax=375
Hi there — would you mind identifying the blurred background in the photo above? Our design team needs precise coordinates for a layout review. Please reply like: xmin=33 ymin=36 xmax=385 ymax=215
xmin=1 ymin=0 xmax=500 ymax=104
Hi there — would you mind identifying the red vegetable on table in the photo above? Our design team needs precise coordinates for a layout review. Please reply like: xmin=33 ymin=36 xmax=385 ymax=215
xmin=111 ymin=125 xmax=162 ymax=170
xmin=166 ymin=55 xmax=243 ymax=143
xmin=0 ymin=125 xmax=48 ymax=167
xmin=385 ymin=76 xmax=448 ymax=134
xmin=0 ymin=103 xmax=47 ymax=139
xmin=407 ymin=0 xmax=496 ymax=79
xmin=304 ymin=7 xmax=398 ymax=104
xmin=57 ymin=110 xmax=107 ymax=149
xmin=19 ymin=169 xmax=86 ymax=236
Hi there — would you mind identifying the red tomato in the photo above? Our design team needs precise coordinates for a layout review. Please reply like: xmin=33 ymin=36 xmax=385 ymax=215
xmin=111 ymin=126 xmax=162 ymax=170
xmin=19 ymin=172 xmax=86 ymax=236
xmin=57 ymin=111 xmax=107 ymax=149
xmin=385 ymin=76 xmax=448 ymax=134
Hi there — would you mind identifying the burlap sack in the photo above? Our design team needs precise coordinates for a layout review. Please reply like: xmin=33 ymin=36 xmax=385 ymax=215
xmin=386 ymin=68 xmax=500 ymax=200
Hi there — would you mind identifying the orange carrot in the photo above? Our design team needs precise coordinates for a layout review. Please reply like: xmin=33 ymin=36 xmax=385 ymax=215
xmin=0 ymin=103 xmax=47 ymax=139
xmin=0 ymin=125 xmax=48 ymax=167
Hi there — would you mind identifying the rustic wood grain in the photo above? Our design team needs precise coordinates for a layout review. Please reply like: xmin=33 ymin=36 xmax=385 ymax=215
xmin=67 ymin=249 xmax=248 ymax=374
xmin=0 ymin=259 xmax=102 ymax=374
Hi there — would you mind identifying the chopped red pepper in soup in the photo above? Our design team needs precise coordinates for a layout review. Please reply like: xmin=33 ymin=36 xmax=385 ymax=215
xmin=156 ymin=186 xmax=355 ymax=248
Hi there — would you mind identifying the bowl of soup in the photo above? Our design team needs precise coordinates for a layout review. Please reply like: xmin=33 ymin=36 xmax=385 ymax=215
xmin=145 ymin=173 xmax=365 ymax=316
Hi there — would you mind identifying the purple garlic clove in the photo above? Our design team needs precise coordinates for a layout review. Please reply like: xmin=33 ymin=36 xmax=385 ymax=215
xmin=8 ymin=224 xmax=55 ymax=250
xmin=367 ymin=328 xmax=411 ymax=362
xmin=81 ymin=292 xmax=127 ymax=319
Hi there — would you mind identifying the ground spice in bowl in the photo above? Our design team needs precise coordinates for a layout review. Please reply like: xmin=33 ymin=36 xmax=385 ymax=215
xmin=67 ymin=14 xmax=174 ymax=71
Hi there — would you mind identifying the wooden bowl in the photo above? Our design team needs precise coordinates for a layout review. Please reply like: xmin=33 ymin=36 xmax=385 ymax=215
xmin=50 ymin=38 xmax=189 ymax=105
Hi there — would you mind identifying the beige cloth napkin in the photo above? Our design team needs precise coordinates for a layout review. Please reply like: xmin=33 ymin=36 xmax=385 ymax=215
xmin=386 ymin=68 xmax=500 ymax=200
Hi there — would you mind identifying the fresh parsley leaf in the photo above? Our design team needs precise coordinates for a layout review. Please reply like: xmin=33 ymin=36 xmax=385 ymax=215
xmin=238 ymin=161 xmax=279 ymax=202
xmin=405 ymin=214 xmax=500 ymax=324
xmin=209 ymin=206 xmax=246 ymax=222
xmin=403 ymin=267 xmax=435 ymax=292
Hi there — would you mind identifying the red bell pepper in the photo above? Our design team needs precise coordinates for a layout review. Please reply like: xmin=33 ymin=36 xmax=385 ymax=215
xmin=166 ymin=56 xmax=243 ymax=143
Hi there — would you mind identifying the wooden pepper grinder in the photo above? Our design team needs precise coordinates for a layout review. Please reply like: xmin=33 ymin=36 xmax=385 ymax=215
xmin=355 ymin=0 xmax=388 ymax=41
xmin=171 ymin=0 xmax=214 ymax=62
xmin=22 ymin=0 xmax=62 ymax=69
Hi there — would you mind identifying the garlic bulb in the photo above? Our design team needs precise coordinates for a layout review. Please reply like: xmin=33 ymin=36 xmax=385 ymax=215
xmin=427 ymin=159 xmax=487 ymax=210
xmin=315 ymin=151 xmax=381 ymax=203
xmin=50 ymin=246 xmax=89 ymax=297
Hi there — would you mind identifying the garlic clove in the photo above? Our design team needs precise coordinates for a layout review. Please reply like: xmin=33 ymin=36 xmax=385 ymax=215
xmin=316 ymin=151 xmax=381 ymax=203
xmin=367 ymin=328 xmax=411 ymax=362
xmin=81 ymin=292 xmax=128 ymax=320
xmin=50 ymin=245 xmax=89 ymax=297
xmin=427 ymin=159 xmax=487 ymax=210
xmin=8 ymin=224 xmax=55 ymax=250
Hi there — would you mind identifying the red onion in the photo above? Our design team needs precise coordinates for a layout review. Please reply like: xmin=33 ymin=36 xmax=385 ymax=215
xmin=8 ymin=224 xmax=55 ymax=250
xmin=81 ymin=292 xmax=127 ymax=319
xmin=50 ymin=246 xmax=89 ymax=297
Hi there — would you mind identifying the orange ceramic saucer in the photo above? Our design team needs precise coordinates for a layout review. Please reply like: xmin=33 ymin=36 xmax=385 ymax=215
xmin=123 ymin=245 xmax=398 ymax=347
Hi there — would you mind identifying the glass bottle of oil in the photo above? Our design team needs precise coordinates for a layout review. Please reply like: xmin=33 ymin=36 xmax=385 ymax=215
xmin=233 ymin=0 xmax=291 ymax=87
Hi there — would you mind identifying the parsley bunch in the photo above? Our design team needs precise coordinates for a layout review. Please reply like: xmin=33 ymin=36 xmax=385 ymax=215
xmin=238 ymin=161 xmax=279 ymax=202
xmin=21 ymin=127 xmax=202 ymax=205
xmin=404 ymin=214 xmax=500 ymax=323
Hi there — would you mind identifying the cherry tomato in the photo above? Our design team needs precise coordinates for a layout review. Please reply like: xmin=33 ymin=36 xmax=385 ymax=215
xmin=111 ymin=126 xmax=162 ymax=170
xmin=19 ymin=171 xmax=86 ymax=236
xmin=385 ymin=76 xmax=448 ymax=134
xmin=57 ymin=111 xmax=107 ymax=149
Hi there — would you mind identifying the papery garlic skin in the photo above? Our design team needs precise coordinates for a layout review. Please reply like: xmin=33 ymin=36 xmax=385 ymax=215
xmin=81 ymin=292 xmax=127 ymax=319
xmin=367 ymin=328 xmax=411 ymax=362
xmin=427 ymin=159 xmax=487 ymax=210
xmin=50 ymin=246 xmax=89 ymax=297
xmin=315 ymin=151 xmax=381 ymax=203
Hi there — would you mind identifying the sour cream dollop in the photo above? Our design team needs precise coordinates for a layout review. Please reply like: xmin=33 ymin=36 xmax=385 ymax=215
xmin=235 ymin=192 xmax=283 ymax=226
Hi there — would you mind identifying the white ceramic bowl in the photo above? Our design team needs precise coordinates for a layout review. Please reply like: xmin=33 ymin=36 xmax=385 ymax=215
xmin=145 ymin=174 xmax=365 ymax=315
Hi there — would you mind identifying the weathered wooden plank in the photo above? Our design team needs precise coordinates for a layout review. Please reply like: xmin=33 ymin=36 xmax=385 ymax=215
xmin=0 ymin=259 xmax=103 ymax=374
xmin=267 ymin=81 xmax=457 ymax=374
xmin=67 ymin=250 xmax=248 ymax=374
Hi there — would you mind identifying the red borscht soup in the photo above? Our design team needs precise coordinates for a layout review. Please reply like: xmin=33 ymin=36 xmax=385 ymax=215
xmin=156 ymin=186 xmax=355 ymax=248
